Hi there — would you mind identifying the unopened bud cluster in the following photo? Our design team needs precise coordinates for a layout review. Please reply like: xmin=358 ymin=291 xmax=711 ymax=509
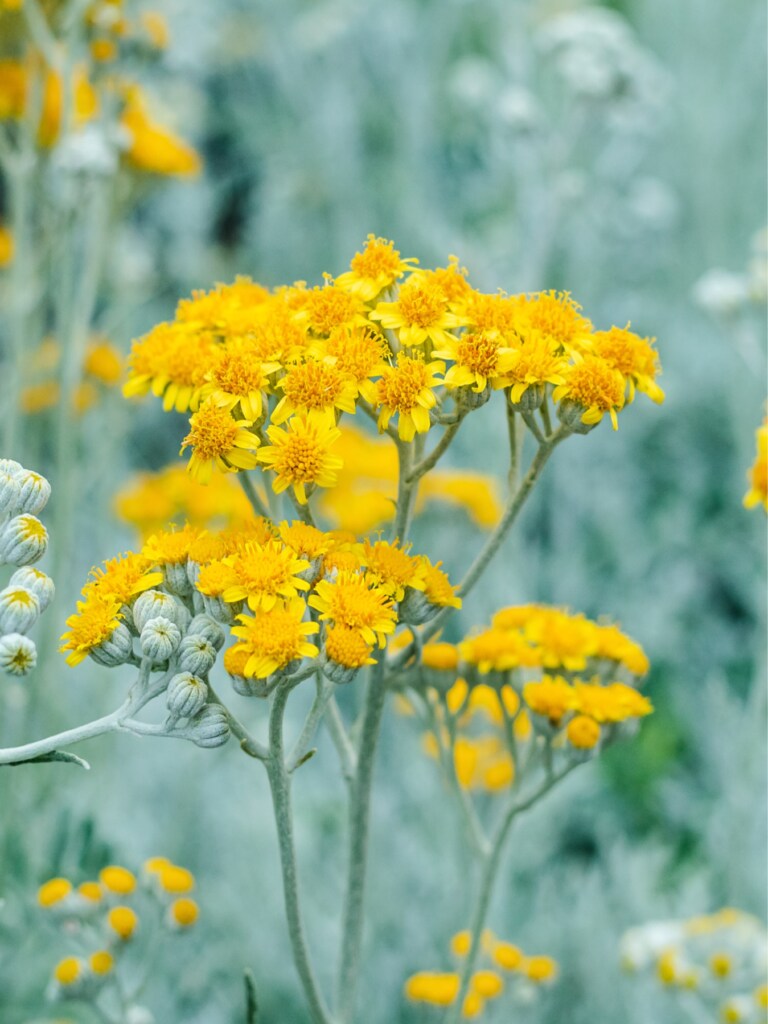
xmin=38 ymin=857 xmax=199 ymax=1016
xmin=0 ymin=459 xmax=55 ymax=678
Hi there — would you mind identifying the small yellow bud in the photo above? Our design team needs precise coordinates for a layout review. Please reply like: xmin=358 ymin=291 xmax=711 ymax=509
xmin=450 ymin=930 xmax=472 ymax=957
xmin=170 ymin=897 xmax=199 ymax=929
xmin=54 ymin=956 xmax=82 ymax=986
xmin=90 ymin=950 xmax=114 ymax=975
xmin=37 ymin=877 xmax=72 ymax=907
xmin=107 ymin=905 xmax=138 ymax=941
xmin=99 ymin=865 xmax=136 ymax=894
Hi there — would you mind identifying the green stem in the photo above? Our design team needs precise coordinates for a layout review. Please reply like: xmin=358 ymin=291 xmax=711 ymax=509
xmin=335 ymin=660 xmax=387 ymax=1022
xmin=407 ymin=415 xmax=464 ymax=482
xmin=266 ymin=683 xmax=335 ymax=1024
xmin=239 ymin=470 xmax=271 ymax=520
xmin=287 ymin=673 xmax=334 ymax=773
xmin=325 ymin=696 xmax=357 ymax=783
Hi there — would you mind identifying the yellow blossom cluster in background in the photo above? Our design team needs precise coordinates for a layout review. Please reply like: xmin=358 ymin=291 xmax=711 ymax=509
xmin=621 ymin=909 xmax=768 ymax=1024
xmin=123 ymin=236 xmax=664 ymax=503
xmin=20 ymin=336 xmax=123 ymax=415
xmin=0 ymin=1 xmax=199 ymax=176
xmin=38 ymin=857 xmax=199 ymax=1006
xmin=405 ymin=928 xmax=558 ymax=1019
xmin=398 ymin=603 xmax=652 ymax=795
xmin=59 ymin=520 xmax=460 ymax=683
xmin=744 ymin=416 xmax=767 ymax=512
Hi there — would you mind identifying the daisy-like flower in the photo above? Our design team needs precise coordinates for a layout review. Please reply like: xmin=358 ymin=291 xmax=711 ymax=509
xmin=592 ymin=325 xmax=664 ymax=403
xmin=319 ymin=324 xmax=388 ymax=404
xmin=522 ymin=676 xmax=576 ymax=724
xmin=453 ymin=289 xmax=518 ymax=334
xmin=334 ymin=235 xmax=418 ymax=301
xmin=553 ymin=356 xmax=626 ymax=430
xmin=309 ymin=571 xmax=397 ymax=647
xmin=278 ymin=521 xmax=333 ymax=562
xmin=413 ymin=556 xmax=462 ymax=610
xmin=222 ymin=540 xmax=310 ymax=611
xmin=180 ymin=399 xmax=261 ymax=483
xmin=375 ymin=354 xmax=444 ymax=441
xmin=420 ymin=256 xmax=473 ymax=305
xmin=744 ymin=417 xmax=768 ymax=512
xmin=572 ymin=681 xmax=653 ymax=723
xmin=257 ymin=416 xmax=343 ymax=504
xmin=176 ymin=278 xmax=270 ymax=332
xmin=504 ymin=332 xmax=568 ymax=404
xmin=510 ymin=291 xmax=593 ymax=354
xmin=59 ymin=590 xmax=125 ymax=666
xmin=524 ymin=608 xmax=598 ymax=672
xmin=124 ymin=323 xmax=216 ymax=412
xmin=142 ymin=525 xmax=201 ymax=570
xmin=370 ymin=274 xmax=464 ymax=348
xmin=434 ymin=330 xmax=516 ymax=393
xmin=361 ymin=539 xmax=422 ymax=601
xmin=201 ymin=338 xmax=279 ymax=422
xmin=231 ymin=598 xmax=319 ymax=678
xmin=84 ymin=551 xmax=164 ymax=606
xmin=271 ymin=358 xmax=359 ymax=425
xmin=294 ymin=281 xmax=369 ymax=337
xmin=459 ymin=628 xmax=540 ymax=674
xmin=323 ymin=624 xmax=376 ymax=671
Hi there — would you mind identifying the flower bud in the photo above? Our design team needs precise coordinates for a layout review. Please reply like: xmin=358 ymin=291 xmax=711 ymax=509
xmin=0 ymin=459 xmax=23 ymax=478
xmin=0 ymin=586 xmax=40 ymax=634
xmin=508 ymin=384 xmax=545 ymax=413
xmin=186 ymin=614 xmax=225 ymax=651
xmin=0 ymin=632 xmax=37 ymax=675
xmin=399 ymin=587 xmax=437 ymax=625
xmin=188 ymin=704 xmax=230 ymax=748
xmin=0 ymin=514 xmax=48 ymax=565
xmin=0 ymin=471 xmax=21 ymax=518
xmin=163 ymin=561 xmax=193 ymax=597
xmin=140 ymin=616 xmax=181 ymax=663
xmin=132 ymin=590 xmax=184 ymax=633
xmin=460 ymin=383 xmax=492 ymax=410
xmin=167 ymin=672 xmax=208 ymax=718
xmin=200 ymin=593 xmax=239 ymax=624
xmin=89 ymin=622 xmax=134 ymax=667
xmin=9 ymin=566 xmax=55 ymax=612
xmin=556 ymin=398 xmax=593 ymax=434
xmin=177 ymin=635 xmax=216 ymax=676
xmin=15 ymin=469 xmax=51 ymax=515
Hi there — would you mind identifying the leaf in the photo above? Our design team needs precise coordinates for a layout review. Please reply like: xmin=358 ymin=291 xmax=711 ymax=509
xmin=244 ymin=969 xmax=258 ymax=1024
xmin=3 ymin=750 xmax=91 ymax=769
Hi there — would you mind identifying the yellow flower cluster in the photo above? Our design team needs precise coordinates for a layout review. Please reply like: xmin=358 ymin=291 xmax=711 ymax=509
xmin=60 ymin=521 xmax=460 ymax=682
xmin=124 ymin=237 xmax=664 ymax=502
xmin=403 ymin=604 xmax=651 ymax=794
xmin=405 ymin=928 xmax=557 ymax=1019
xmin=622 ymin=909 xmax=768 ymax=1024
xmin=39 ymin=857 xmax=199 ymax=1002
xmin=20 ymin=336 xmax=123 ymax=416
xmin=744 ymin=416 xmax=767 ymax=512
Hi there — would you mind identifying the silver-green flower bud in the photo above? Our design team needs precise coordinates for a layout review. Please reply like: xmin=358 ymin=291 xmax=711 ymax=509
xmin=177 ymin=635 xmax=216 ymax=676
xmin=9 ymin=567 xmax=55 ymax=612
xmin=163 ymin=562 xmax=193 ymax=597
xmin=0 ymin=459 xmax=23 ymax=478
xmin=0 ymin=514 xmax=49 ymax=565
xmin=166 ymin=672 xmax=208 ymax=718
xmin=0 ymin=586 xmax=40 ymax=634
xmin=0 ymin=632 xmax=37 ymax=675
xmin=399 ymin=587 xmax=437 ymax=626
xmin=201 ymin=593 xmax=239 ymax=624
xmin=187 ymin=613 xmax=225 ymax=650
xmin=556 ymin=398 xmax=593 ymax=434
xmin=0 ymin=471 xmax=21 ymax=518
xmin=89 ymin=622 xmax=134 ymax=667
xmin=508 ymin=383 xmax=545 ymax=413
xmin=132 ymin=590 xmax=183 ymax=633
xmin=140 ymin=616 xmax=181 ymax=663
xmin=188 ymin=704 xmax=230 ymax=748
xmin=15 ymin=470 xmax=51 ymax=515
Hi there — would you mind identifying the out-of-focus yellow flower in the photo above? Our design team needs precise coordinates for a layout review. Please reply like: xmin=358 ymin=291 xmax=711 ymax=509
xmin=84 ymin=339 xmax=123 ymax=386
xmin=121 ymin=90 xmax=201 ymax=177
xmin=744 ymin=417 xmax=767 ymax=512
xmin=0 ymin=225 xmax=13 ymax=267
xmin=140 ymin=11 xmax=169 ymax=49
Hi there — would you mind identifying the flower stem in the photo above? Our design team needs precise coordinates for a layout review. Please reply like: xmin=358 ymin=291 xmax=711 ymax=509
xmin=266 ymin=683 xmax=335 ymax=1024
xmin=335 ymin=659 xmax=387 ymax=1023
xmin=239 ymin=470 xmax=271 ymax=520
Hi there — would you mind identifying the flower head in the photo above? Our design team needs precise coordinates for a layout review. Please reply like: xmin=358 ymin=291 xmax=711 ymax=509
xmin=335 ymin=235 xmax=417 ymax=300
xmin=272 ymin=358 xmax=359 ymax=425
xmin=202 ymin=338 xmax=278 ymax=422
xmin=435 ymin=330 xmax=516 ymax=393
xmin=231 ymin=599 xmax=319 ymax=678
xmin=553 ymin=355 xmax=626 ymax=429
xmin=85 ymin=551 xmax=163 ymax=605
xmin=181 ymin=399 xmax=261 ymax=483
xmin=371 ymin=274 xmax=464 ymax=348
xmin=744 ymin=418 xmax=768 ymax=512
xmin=257 ymin=416 xmax=343 ymax=504
xmin=223 ymin=540 xmax=310 ymax=611
xmin=60 ymin=590 xmax=124 ymax=666
xmin=309 ymin=571 xmax=396 ymax=647
xmin=592 ymin=325 xmax=664 ymax=403
xmin=376 ymin=354 xmax=444 ymax=441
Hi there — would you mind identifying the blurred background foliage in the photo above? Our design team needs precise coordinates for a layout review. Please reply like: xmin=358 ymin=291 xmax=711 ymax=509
xmin=0 ymin=0 xmax=765 ymax=1021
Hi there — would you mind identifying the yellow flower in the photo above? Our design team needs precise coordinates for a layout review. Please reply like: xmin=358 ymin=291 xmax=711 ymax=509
xmin=526 ymin=608 xmax=598 ymax=671
xmin=413 ymin=555 xmax=462 ymax=609
xmin=142 ymin=524 xmax=201 ymax=567
xmin=375 ymin=354 xmax=444 ymax=441
xmin=0 ymin=60 xmax=26 ymax=120
xmin=744 ymin=417 xmax=768 ymax=512
xmin=309 ymin=571 xmax=397 ymax=647
xmin=453 ymin=289 xmax=518 ymax=334
xmin=362 ymin=539 xmax=421 ymax=601
xmin=505 ymin=331 xmax=568 ymax=403
xmin=170 ymin=897 xmax=199 ymax=928
xmin=421 ymin=256 xmax=473 ymax=304
xmin=553 ymin=356 xmax=626 ymax=430
xmin=459 ymin=628 xmax=539 ymax=674
xmin=54 ymin=956 xmax=82 ymax=986
xmin=121 ymin=91 xmax=201 ymax=177
xmin=60 ymin=591 xmax=124 ymax=666
xmin=38 ymin=67 xmax=98 ymax=147
xmin=124 ymin=322 xmax=216 ymax=412
xmin=84 ymin=551 xmax=164 ymax=605
xmin=78 ymin=881 xmax=103 ymax=902
xmin=90 ymin=950 xmax=114 ymax=975
xmin=592 ymin=325 xmax=664 ymax=403
xmin=231 ymin=599 xmax=319 ymax=678
xmin=99 ymin=865 xmax=136 ymax=894
xmin=320 ymin=324 xmax=388 ymax=404
xmin=257 ymin=415 xmax=343 ymax=504
xmin=140 ymin=11 xmax=170 ymax=49
xmin=493 ymin=942 xmax=524 ymax=971
xmin=334 ymin=235 xmax=418 ymax=300
xmin=84 ymin=339 xmax=123 ymax=386
xmin=404 ymin=972 xmax=460 ymax=1006
xmin=511 ymin=291 xmax=593 ymax=353
xmin=572 ymin=681 xmax=653 ymax=723
xmin=176 ymin=277 xmax=271 ymax=331
xmin=0 ymin=224 xmax=13 ymax=268
xmin=523 ymin=676 xmax=576 ymax=724
xmin=566 ymin=714 xmax=601 ymax=749
xmin=223 ymin=540 xmax=310 ymax=611
xmin=424 ymin=642 xmax=460 ymax=672
xmin=279 ymin=521 xmax=333 ymax=562
xmin=181 ymin=399 xmax=262 ymax=483
xmin=524 ymin=955 xmax=558 ymax=983
xmin=157 ymin=864 xmax=195 ymax=893
xmin=38 ymin=877 xmax=72 ymax=907
xmin=471 ymin=970 xmax=504 ymax=999
xmin=295 ymin=281 xmax=368 ymax=336
xmin=371 ymin=274 xmax=464 ymax=348
xmin=107 ymin=905 xmax=138 ymax=941
xmin=272 ymin=358 xmax=359 ymax=425
xmin=435 ymin=329 xmax=517 ymax=393
xmin=324 ymin=624 xmax=376 ymax=669
xmin=202 ymin=338 xmax=278 ymax=422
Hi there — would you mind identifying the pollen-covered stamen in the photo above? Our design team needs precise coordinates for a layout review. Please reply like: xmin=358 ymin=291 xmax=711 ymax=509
xmin=182 ymin=403 xmax=241 ymax=461
xmin=395 ymin=278 xmax=448 ymax=329
xmin=456 ymin=331 xmax=504 ymax=378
